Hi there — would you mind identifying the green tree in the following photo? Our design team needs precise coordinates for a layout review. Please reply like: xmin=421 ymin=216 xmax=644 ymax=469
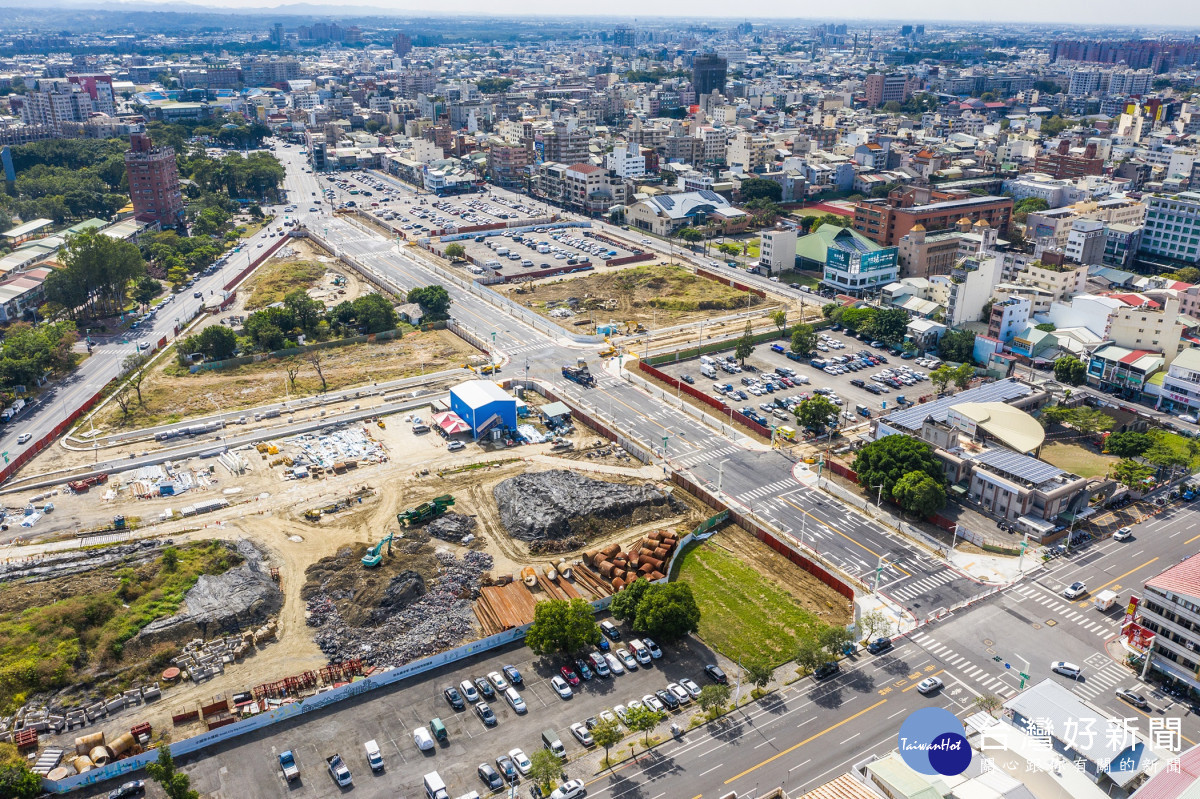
xmin=678 ymin=227 xmax=704 ymax=248
xmin=196 ymin=325 xmax=238 ymax=359
xmin=529 ymin=749 xmax=561 ymax=793
xmin=734 ymin=320 xmax=755 ymax=364
xmin=0 ymin=743 xmax=40 ymax=799
xmin=1053 ymin=356 xmax=1087 ymax=386
xmin=1169 ymin=267 xmax=1200 ymax=284
xmin=1040 ymin=115 xmax=1070 ymax=137
xmin=810 ymin=213 xmax=851 ymax=232
xmin=443 ymin=242 xmax=466 ymax=260
xmin=633 ymin=582 xmax=701 ymax=642
xmin=284 ymin=290 xmax=324 ymax=334
xmin=146 ymin=745 xmax=199 ymax=799
xmin=1144 ymin=442 xmax=1190 ymax=481
xmin=951 ymin=363 xmax=974 ymax=391
xmin=771 ymin=308 xmax=788 ymax=336
xmin=852 ymin=436 xmax=944 ymax=501
xmin=133 ymin=276 xmax=162 ymax=309
xmin=44 ymin=231 xmax=146 ymax=320
xmin=1036 ymin=322 xmax=1056 ymax=332
xmin=1069 ymin=407 xmax=1113 ymax=436
xmin=122 ymin=352 xmax=150 ymax=405
xmin=1039 ymin=404 xmax=1073 ymax=427
xmin=744 ymin=657 xmax=774 ymax=689
xmin=698 ymin=682 xmax=731 ymax=717
xmin=929 ymin=365 xmax=955 ymax=394
xmin=592 ymin=716 xmax=623 ymax=763
xmin=525 ymin=597 xmax=601 ymax=656
xmin=790 ymin=323 xmax=817 ymax=355
xmin=891 ymin=471 xmax=947 ymax=517
xmin=794 ymin=628 xmax=828 ymax=674
xmin=1105 ymin=431 xmax=1155 ymax=458
xmin=936 ymin=329 xmax=976 ymax=362
xmin=795 ymin=395 xmax=838 ymax=433
xmin=974 ymin=694 xmax=1003 ymax=715
xmin=819 ymin=625 xmax=854 ymax=657
xmin=863 ymin=308 xmax=909 ymax=344
xmin=821 ymin=303 xmax=839 ymax=320
xmin=624 ymin=703 xmax=665 ymax=745
xmin=610 ymin=577 xmax=650 ymax=624
xmin=839 ymin=306 xmax=877 ymax=333
xmin=161 ymin=546 xmax=179 ymax=573
xmin=406 ymin=284 xmax=451 ymax=322
xmin=350 ymin=293 xmax=399 ymax=333
xmin=739 ymin=177 xmax=783 ymax=203
xmin=1113 ymin=458 xmax=1155 ymax=487
xmin=858 ymin=609 xmax=891 ymax=643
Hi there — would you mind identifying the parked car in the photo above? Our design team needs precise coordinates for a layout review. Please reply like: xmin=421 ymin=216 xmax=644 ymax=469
xmin=561 ymin=665 xmax=581 ymax=686
xmin=866 ymin=638 xmax=893 ymax=655
xmin=680 ymin=678 xmax=702 ymax=698
xmin=617 ymin=649 xmax=638 ymax=671
xmin=443 ymin=686 xmax=465 ymax=710
xmin=488 ymin=670 xmax=510 ymax=691
xmin=503 ymin=665 xmax=524 ymax=685
xmin=1115 ymin=687 xmax=1149 ymax=708
xmin=704 ymin=664 xmax=728 ymax=684
xmin=814 ymin=662 xmax=839 ymax=680
xmin=479 ymin=763 xmax=504 ymax=790
xmin=475 ymin=702 xmax=497 ymax=726
xmin=551 ymin=675 xmax=574 ymax=699
xmin=509 ymin=748 xmax=533 ymax=775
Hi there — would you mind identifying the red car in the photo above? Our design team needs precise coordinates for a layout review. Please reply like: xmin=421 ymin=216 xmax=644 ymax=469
xmin=560 ymin=666 xmax=581 ymax=686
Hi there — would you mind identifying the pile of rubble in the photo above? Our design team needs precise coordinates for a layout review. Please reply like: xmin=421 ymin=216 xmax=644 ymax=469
xmin=0 ymin=540 xmax=163 ymax=585
xmin=311 ymin=550 xmax=493 ymax=666
xmin=493 ymin=470 xmax=680 ymax=542
xmin=136 ymin=540 xmax=282 ymax=646
xmin=425 ymin=512 xmax=477 ymax=543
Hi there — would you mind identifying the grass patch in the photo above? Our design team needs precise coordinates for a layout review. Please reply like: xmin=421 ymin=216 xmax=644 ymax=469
xmin=776 ymin=269 xmax=822 ymax=289
xmin=676 ymin=540 xmax=826 ymax=667
xmin=0 ymin=541 xmax=239 ymax=712
xmin=244 ymin=259 xmax=328 ymax=309
xmin=1150 ymin=430 xmax=1200 ymax=469
xmin=1040 ymin=441 xmax=1119 ymax=479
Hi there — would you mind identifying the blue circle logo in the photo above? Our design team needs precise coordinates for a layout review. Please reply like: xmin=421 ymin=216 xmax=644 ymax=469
xmin=898 ymin=707 xmax=971 ymax=776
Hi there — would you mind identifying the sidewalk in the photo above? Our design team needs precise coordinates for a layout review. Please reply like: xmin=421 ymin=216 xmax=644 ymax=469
xmin=947 ymin=548 xmax=1041 ymax=585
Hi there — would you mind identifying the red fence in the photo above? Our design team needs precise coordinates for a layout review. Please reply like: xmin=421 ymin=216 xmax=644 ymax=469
xmin=827 ymin=459 xmax=858 ymax=482
xmin=637 ymin=360 xmax=772 ymax=439
xmin=695 ymin=268 xmax=766 ymax=298
xmin=604 ymin=252 xmax=655 ymax=268
xmin=0 ymin=379 xmax=114 ymax=486
xmin=223 ymin=234 xmax=291 ymax=294
xmin=669 ymin=471 xmax=855 ymax=601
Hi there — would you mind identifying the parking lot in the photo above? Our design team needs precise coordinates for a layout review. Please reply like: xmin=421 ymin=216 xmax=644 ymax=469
xmin=453 ymin=227 xmax=644 ymax=280
xmin=654 ymin=327 xmax=938 ymax=432
xmin=178 ymin=618 xmax=727 ymax=799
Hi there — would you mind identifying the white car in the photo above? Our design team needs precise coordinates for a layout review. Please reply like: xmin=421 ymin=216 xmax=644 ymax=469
xmin=1113 ymin=527 xmax=1133 ymax=541
xmin=626 ymin=699 xmax=645 ymax=716
xmin=604 ymin=652 xmax=626 ymax=675
xmin=680 ymin=678 xmax=702 ymax=698
xmin=551 ymin=675 xmax=574 ymax=699
xmin=1052 ymin=661 xmax=1082 ymax=678
xmin=613 ymin=703 xmax=628 ymax=724
xmin=916 ymin=676 xmax=944 ymax=695
xmin=509 ymin=748 xmax=532 ymax=775
xmin=1062 ymin=582 xmax=1088 ymax=600
xmin=668 ymin=683 xmax=692 ymax=704
xmin=459 ymin=680 xmax=480 ymax=703
xmin=617 ymin=649 xmax=638 ymax=670
xmin=642 ymin=693 xmax=665 ymax=712
xmin=570 ymin=722 xmax=594 ymax=746
xmin=550 ymin=779 xmax=587 ymax=799
xmin=487 ymin=671 xmax=508 ymax=691
xmin=598 ymin=709 xmax=618 ymax=727
xmin=413 ymin=726 xmax=434 ymax=750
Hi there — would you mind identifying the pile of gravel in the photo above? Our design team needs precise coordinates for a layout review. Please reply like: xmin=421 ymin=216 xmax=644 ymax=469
xmin=425 ymin=512 xmax=477 ymax=542
xmin=311 ymin=550 xmax=493 ymax=666
xmin=493 ymin=470 xmax=678 ymax=542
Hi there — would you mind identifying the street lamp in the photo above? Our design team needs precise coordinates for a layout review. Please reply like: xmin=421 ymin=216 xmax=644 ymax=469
xmin=948 ymin=524 xmax=959 ymax=554
xmin=717 ymin=458 xmax=730 ymax=496
xmin=871 ymin=483 xmax=885 ymax=511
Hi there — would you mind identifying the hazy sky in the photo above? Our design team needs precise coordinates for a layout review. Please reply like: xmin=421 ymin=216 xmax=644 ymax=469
xmin=187 ymin=0 xmax=1200 ymax=27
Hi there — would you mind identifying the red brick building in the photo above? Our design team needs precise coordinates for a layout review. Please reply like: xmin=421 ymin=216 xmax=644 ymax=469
xmin=1033 ymin=140 xmax=1104 ymax=180
xmin=124 ymin=132 xmax=184 ymax=229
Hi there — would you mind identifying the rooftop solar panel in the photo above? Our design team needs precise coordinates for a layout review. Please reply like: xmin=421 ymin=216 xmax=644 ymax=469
xmin=973 ymin=447 xmax=1064 ymax=485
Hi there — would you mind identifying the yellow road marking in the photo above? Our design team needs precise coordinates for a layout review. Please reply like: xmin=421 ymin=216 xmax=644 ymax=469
xmin=902 ymin=669 xmax=944 ymax=692
xmin=780 ymin=497 xmax=911 ymax=576
xmin=1092 ymin=558 xmax=1159 ymax=594
xmin=723 ymin=699 xmax=888 ymax=784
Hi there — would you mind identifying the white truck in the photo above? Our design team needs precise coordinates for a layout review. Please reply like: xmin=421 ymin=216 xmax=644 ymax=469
xmin=423 ymin=770 xmax=450 ymax=799
xmin=326 ymin=753 xmax=353 ymax=786
xmin=365 ymin=739 xmax=384 ymax=771
xmin=278 ymin=750 xmax=299 ymax=781
xmin=1094 ymin=589 xmax=1119 ymax=612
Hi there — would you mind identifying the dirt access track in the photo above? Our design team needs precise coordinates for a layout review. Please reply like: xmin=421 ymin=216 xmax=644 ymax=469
xmin=498 ymin=263 xmax=766 ymax=332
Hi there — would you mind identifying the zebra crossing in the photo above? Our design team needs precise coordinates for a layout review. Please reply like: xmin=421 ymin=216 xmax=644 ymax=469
xmin=1007 ymin=583 xmax=1117 ymax=639
xmin=738 ymin=478 xmax=799 ymax=502
xmin=504 ymin=341 xmax=553 ymax=357
xmin=888 ymin=568 xmax=960 ymax=602
xmin=1071 ymin=659 xmax=1131 ymax=701
xmin=911 ymin=631 xmax=1018 ymax=698
xmin=674 ymin=444 xmax=741 ymax=468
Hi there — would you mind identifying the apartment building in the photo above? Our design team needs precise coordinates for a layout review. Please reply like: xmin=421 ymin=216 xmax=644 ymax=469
xmin=1033 ymin=140 xmax=1105 ymax=180
xmin=486 ymin=142 xmax=531 ymax=189
xmin=1154 ymin=348 xmax=1200 ymax=415
xmin=1108 ymin=296 xmax=1193 ymax=363
xmin=852 ymin=186 xmax=1012 ymax=246
xmin=1140 ymin=191 xmax=1200 ymax=266
xmin=1135 ymin=556 xmax=1200 ymax=694
xmin=1026 ymin=197 xmax=1147 ymax=247
xmin=1064 ymin=218 xmax=1106 ymax=265
xmin=998 ymin=252 xmax=1088 ymax=303
xmin=606 ymin=145 xmax=646 ymax=180
xmin=757 ymin=228 xmax=798 ymax=276
xmin=988 ymin=297 xmax=1032 ymax=343
xmin=1103 ymin=223 xmax=1143 ymax=268
xmin=863 ymin=73 xmax=918 ymax=108
xmin=562 ymin=163 xmax=625 ymax=215
xmin=124 ymin=132 xmax=184 ymax=229
xmin=725 ymin=131 xmax=773 ymax=173
xmin=946 ymin=254 xmax=1003 ymax=326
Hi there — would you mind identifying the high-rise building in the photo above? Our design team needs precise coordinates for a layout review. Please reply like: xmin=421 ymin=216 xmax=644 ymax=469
xmin=392 ymin=32 xmax=413 ymax=57
xmin=692 ymin=54 xmax=727 ymax=96
xmin=124 ymin=132 xmax=184 ymax=230
xmin=864 ymin=73 xmax=916 ymax=108
xmin=20 ymin=79 xmax=105 ymax=135
xmin=1140 ymin=191 xmax=1200 ymax=265
xmin=613 ymin=25 xmax=636 ymax=47
xmin=270 ymin=22 xmax=285 ymax=48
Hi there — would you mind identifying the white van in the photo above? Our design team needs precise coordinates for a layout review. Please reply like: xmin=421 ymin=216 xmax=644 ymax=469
xmin=504 ymin=686 xmax=527 ymax=714
xmin=484 ymin=260 xmax=502 ymax=270
xmin=424 ymin=771 xmax=449 ymax=799
xmin=700 ymin=355 xmax=715 ymax=367
xmin=495 ymin=247 xmax=509 ymax=256
xmin=700 ymin=364 xmax=717 ymax=379
xmin=537 ymin=243 xmax=551 ymax=253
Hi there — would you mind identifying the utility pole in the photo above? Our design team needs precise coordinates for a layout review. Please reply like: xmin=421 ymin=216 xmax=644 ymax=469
xmin=874 ymin=554 xmax=885 ymax=595
xmin=948 ymin=524 xmax=959 ymax=554
xmin=717 ymin=458 xmax=730 ymax=496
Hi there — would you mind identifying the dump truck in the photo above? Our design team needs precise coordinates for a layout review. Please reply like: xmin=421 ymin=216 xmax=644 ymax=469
xmin=279 ymin=750 xmax=299 ymax=781
xmin=562 ymin=358 xmax=596 ymax=387
xmin=326 ymin=753 xmax=352 ymax=787
xmin=1094 ymin=589 xmax=1119 ymax=612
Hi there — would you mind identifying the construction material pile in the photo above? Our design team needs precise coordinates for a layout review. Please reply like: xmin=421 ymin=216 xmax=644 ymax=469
xmin=493 ymin=470 xmax=679 ymax=547
xmin=583 ymin=528 xmax=680 ymax=590
xmin=309 ymin=550 xmax=492 ymax=666
xmin=425 ymin=512 xmax=477 ymax=542
xmin=136 ymin=540 xmax=282 ymax=646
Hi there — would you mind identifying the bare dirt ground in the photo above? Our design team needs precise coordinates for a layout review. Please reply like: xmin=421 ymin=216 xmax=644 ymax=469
xmin=497 ymin=264 xmax=767 ymax=332
xmin=87 ymin=328 xmax=480 ymax=433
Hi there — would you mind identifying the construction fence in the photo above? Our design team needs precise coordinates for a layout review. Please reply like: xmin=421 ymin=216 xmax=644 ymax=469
xmin=637 ymin=360 xmax=772 ymax=439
